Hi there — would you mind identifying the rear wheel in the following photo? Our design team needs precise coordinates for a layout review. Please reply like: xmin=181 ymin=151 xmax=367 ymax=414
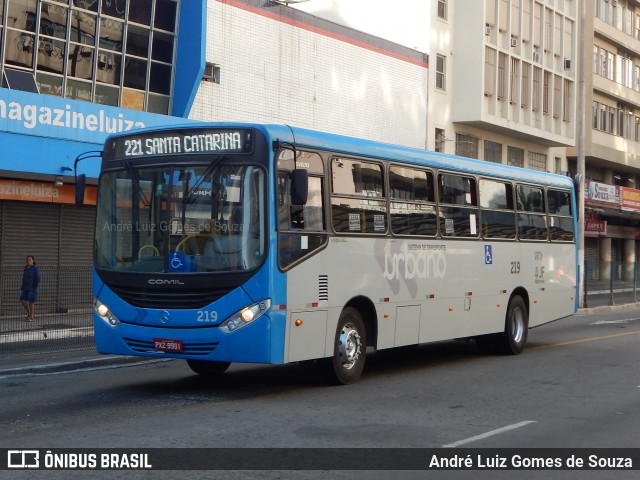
xmin=495 ymin=295 xmax=528 ymax=355
xmin=321 ymin=307 xmax=367 ymax=385
xmin=186 ymin=359 xmax=231 ymax=376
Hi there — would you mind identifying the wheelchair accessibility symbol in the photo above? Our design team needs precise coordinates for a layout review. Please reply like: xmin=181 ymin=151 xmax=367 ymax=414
xmin=484 ymin=245 xmax=493 ymax=264
xmin=170 ymin=252 xmax=184 ymax=270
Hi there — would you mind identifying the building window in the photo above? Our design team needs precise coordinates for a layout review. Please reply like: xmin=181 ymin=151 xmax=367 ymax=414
xmin=509 ymin=57 xmax=519 ymax=104
xmin=1 ymin=0 xmax=178 ymax=114
xmin=532 ymin=67 xmax=541 ymax=111
xmin=437 ymin=0 xmax=447 ymax=20
xmin=484 ymin=47 xmax=496 ymax=96
xmin=435 ymin=128 xmax=446 ymax=152
xmin=521 ymin=62 xmax=530 ymax=108
xmin=455 ymin=133 xmax=479 ymax=159
xmin=497 ymin=52 xmax=507 ymax=100
xmin=528 ymin=151 xmax=547 ymax=171
xmin=543 ymin=70 xmax=550 ymax=114
xmin=562 ymin=78 xmax=571 ymax=121
xmin=507 ymin=146 xmax=524 ymax=168
xmin=436 ymin=54 xmax=446 ymax=90
xmin=484 ymin=140 xmax=502 ymax=164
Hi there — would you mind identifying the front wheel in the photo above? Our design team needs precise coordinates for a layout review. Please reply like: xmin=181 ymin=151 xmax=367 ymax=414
xmin=186 ymin=359 xmax=231 ymax=376
xmin=320 ymin=307 xmax=367 ymax=385
xmin=495 ymin=295 xmax=528 ymax=355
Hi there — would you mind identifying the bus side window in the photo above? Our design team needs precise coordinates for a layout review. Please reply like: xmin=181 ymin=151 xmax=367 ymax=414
xmin=389 ymin=166 xmax=437 ymax=236
xmin=548 ymin=189 xmax=574 ymax=242
xmin=331 ymin=157 xmax=386 ymax=234
xmin=479 ymin=179 xmax=516 ymax=239
xmin=438 ymin=173 xmax=479 ymax=238
xmin=516 ymin=184 xmax=547 ymax=240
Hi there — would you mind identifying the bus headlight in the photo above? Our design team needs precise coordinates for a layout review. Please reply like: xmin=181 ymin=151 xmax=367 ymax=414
xmin=94 ymin=299 xmax=120 ymax=327
xmin=220 ymin=299 xmax=271 ymax=334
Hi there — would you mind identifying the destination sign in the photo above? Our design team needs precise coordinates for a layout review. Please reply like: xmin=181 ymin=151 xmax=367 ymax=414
xmin=105 ymin=129 xmax=253 ymax=160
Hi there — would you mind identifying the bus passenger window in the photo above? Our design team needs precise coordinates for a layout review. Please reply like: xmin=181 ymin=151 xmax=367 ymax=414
xmin=548 ymin=189 xmax=574 ymax=241
xmin=479 ymin=179 xmax=516 ymax=239
xmin=331 ymin=157 xmax=386 ymax=234
xmin=389 ymin=166 xmax=437 ymax=236
xmin=438 ymin=174 xmax=479 ymax=237
xmin=516 ymin=185 xmax=547 ymax=240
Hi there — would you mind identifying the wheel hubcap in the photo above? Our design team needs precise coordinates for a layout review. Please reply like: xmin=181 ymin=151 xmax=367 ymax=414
xmin=338 ymin=322 xmax=361 ymax=369
xmin=511 ymin=307 xmax=525 ymax=344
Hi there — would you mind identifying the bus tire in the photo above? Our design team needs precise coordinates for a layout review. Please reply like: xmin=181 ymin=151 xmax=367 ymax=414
xmin=321 ymin=307 xmax=367 ymax=385
xmin=186 ymin=359 xmax=231 ymax=376
xmin=496 ymin=295 xmax=528 ymax=355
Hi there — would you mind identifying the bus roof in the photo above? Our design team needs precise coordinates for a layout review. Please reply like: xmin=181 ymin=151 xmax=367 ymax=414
xmin=113 ymin=122 xmax=575 ymax=190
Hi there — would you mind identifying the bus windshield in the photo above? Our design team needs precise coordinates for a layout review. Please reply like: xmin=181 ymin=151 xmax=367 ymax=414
xmin=95 ymin=162 xmax=266 ymax=273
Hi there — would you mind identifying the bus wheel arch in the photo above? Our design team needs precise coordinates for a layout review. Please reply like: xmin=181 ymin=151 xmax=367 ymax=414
xmin=320 ymin=297 xmax=375 ymax=385
xmin=476 ymin=288 xmax=529 ymax=355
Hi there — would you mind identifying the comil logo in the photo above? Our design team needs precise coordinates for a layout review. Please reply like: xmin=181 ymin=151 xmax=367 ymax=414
xmin=7 ymin=450 xmax=39 ymax=468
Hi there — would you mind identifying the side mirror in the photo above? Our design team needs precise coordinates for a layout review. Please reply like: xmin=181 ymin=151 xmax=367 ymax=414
xmin=75 ymin=174 xmax=86 ymax=207
xmin=290 ymin=169 xmax=308 ymax=206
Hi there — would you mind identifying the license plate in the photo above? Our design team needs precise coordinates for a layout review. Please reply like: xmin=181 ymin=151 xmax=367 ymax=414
xmin=154 ymin=338 xmax=183 ymax=352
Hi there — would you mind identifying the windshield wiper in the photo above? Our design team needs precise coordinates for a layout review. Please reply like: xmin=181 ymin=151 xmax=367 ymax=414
xmin=183 ymin=154 xmax=227 ymax=204
xmin=122 ymin=160 xmax=150 ymax=207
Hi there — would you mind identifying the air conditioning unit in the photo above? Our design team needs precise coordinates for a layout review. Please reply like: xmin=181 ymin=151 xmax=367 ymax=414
xmin=485 ymin=25 xmax=491 ymax=36
xmin=203 ymin=63 xmax=220 ymax=83
xmin=511 ymin=37 xmax=518 ymax=47
xmin=533 ymin=52 xmax=540 ymax=63
xmin=564 ymin=58 xmax=571 ymax=69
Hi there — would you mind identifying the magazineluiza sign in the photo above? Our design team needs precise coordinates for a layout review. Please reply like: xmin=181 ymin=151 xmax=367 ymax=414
xmin=0 ymin=89 xmax=190 ymax=145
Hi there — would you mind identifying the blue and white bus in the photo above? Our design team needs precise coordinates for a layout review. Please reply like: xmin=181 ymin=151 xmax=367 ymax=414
xmin=87 ymin=123 xmax=578 ymax=384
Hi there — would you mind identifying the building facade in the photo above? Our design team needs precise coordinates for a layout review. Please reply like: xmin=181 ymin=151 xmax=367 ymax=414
xmin=565 ymin=0 xmax=640 ymax=283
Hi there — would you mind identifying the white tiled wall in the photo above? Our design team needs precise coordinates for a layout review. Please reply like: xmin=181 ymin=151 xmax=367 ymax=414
xmin=189 ymin=2 xmax=428 ymax=149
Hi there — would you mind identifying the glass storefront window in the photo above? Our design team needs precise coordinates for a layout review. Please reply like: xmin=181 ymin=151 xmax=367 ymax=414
xmin=66 ymin=78 xmax=92 ymax=101
xmin=129 ymin=0 xmax=151 ymax=25
xmin=121 ymin=88 xmax=144 ymax=110
xmin=151 ymin=31 xmax=173 ymax=63
xmin=41 ymin=1 xmax=68 ymax=39
xmin=67 ymin=42 xmax=94 ymax=79
xmin=7 ymin=0 xmax=37 ymax=32
xmin=95 ymin=83 xmax=119 ymax=106
xmin=123 ymin=56 xmax=147 ymax=89
xmin=126 ymin=24 xmax=149 ymax=57
xmin=149 ymin=62 xmax=170 ymax=94
xmin=70 ymin=9 xmax=97 ymax=43
xmin=73 ymin=0 xmax=98 ymax=13
xmin=37 ymin=37 xmax=65 ymax=74
xmin=99 ymin=17 xmax=123 ymax=51
xmin=5 ymin=29 xmax=35 ymax=68
xmin=96 ymin=50 xmax=121 ymax=85
xmin=147 ymin=93 xmax=169 ymax=114
xmin=101 ymin=0 xmax=125 ymax=19
xmin=36 ymin=72 xmax=63 ymax=97
xmin=1 ymin=0 xmax=175 ymax=114
xmin=154 ymin=0 xmax=176 ymax=32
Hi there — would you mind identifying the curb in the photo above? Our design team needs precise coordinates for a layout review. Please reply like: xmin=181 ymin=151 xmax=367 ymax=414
xmin=0 ymin=355 xmax=171 ymax=377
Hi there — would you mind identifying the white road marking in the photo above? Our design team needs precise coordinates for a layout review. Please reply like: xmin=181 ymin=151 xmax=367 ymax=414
xmin=443 ymin=420 xmax=537 ymax=448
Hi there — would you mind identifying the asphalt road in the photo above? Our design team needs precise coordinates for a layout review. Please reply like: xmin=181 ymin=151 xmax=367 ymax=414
xmin=1 ymin=307 xmax=639 ymax=480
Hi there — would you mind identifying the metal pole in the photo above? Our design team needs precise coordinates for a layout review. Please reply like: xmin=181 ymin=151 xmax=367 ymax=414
xmin=634 ymin=260 xmax=637 ymax=303
xmin=609 ymin=260 xmax=615 ymax=306
xmin=577 ymin=0 xmax=586 ymax=308
xmin=583 ymin=261 xmax=589 ymax=308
